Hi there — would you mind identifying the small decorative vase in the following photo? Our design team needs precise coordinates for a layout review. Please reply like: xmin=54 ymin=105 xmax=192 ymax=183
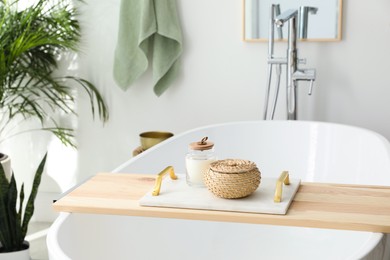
xmin=0 ymin=241 xmax=30 ymax=260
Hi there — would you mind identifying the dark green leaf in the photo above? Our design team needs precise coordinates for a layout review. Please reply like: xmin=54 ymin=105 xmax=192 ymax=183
xmin=21 ymin=153 xmax=47 ymax=239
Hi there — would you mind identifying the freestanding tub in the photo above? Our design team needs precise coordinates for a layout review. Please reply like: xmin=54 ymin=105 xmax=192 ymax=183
xmin=47 ymin=121 xmax=390 ymax=260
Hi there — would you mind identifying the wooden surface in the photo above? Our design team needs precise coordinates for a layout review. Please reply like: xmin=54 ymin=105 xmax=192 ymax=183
xmin=53 ymin=173 xmax=390 ymax=233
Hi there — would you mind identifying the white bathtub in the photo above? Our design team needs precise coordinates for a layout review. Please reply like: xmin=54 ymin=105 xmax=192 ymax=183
xmin=47 ymin=121 xmax=390 ymax=260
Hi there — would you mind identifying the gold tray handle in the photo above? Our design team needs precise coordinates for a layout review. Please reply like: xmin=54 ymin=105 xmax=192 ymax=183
xmin=274 ymin=171 xmax=290 ymax=203
xmin=152 ymin=166 xmax=178 ymax=196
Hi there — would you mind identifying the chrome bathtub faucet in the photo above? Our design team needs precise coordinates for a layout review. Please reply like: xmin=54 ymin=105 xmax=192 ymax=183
xmin=276 ymin=9 xmax=316 ymax=120
xmin=263 ymin=6 xmax=317 ymax=120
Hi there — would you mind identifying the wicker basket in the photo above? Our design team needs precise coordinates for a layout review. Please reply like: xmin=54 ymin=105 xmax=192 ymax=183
xmin=204 ymin=159 xmax=261 ymax=199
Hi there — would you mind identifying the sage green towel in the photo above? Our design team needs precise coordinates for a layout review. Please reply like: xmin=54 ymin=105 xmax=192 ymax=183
xmin=113 ymin=0 xmax=183 ymax=96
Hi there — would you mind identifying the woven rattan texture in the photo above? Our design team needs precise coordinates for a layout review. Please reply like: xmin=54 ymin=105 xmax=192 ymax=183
xmin=204 ymin=159 xmax=261 ymax=199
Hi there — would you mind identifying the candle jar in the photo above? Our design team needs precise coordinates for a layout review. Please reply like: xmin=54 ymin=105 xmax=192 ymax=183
xmin=186 ymin=137 xmax=216 ymax=187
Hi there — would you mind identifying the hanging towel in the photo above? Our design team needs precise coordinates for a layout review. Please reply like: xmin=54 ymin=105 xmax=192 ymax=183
xmin=113 ymin=0 xmax=183 ymax=96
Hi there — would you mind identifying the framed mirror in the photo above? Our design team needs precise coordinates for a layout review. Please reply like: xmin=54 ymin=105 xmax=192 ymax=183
xmin=243 ymin=0 xmax=343 ymax=42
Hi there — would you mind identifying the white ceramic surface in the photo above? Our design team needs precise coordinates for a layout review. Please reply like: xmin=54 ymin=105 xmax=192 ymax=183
xmin=47 ymin=121 xmax=390 ymax=260
xmin=0 ymin=154 xmax=12 ymax=181
xmin=0 ymin=242 xmax=30 ymax=260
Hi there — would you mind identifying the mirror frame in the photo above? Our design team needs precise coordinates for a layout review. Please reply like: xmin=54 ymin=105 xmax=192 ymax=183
xmin=242 ymin=0 xmax=343 ymax=42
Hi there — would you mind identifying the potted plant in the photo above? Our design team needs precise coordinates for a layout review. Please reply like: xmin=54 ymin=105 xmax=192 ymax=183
xmin=0 ymin=0 xmax=109 ymax=257
xmin=0 ymin=154 xmax=47 ymax=258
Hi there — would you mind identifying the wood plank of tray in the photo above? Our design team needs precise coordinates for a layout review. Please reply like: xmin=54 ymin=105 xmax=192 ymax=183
xmin=53 ymin=173 xmax=390 ymax=233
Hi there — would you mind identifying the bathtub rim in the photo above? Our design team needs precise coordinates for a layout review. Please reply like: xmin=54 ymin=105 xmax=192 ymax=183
xmin=346 ymin=231 xmax=385 ymax=260
xmin=112 ymin=120 xmax=390 ymax=174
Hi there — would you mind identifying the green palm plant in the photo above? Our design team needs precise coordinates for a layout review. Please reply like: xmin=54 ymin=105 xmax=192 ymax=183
xmin=0 ymin=0 xmax=108 ymax=147
xmin=0 ymin=0 xmax=109 ymax=254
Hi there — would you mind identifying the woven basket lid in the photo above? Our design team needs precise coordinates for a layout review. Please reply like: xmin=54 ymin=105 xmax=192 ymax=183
xmin=189 ymin=137 xmax=214 ymax=150
xmin=209 ymin=159 xmax=257 ymax=174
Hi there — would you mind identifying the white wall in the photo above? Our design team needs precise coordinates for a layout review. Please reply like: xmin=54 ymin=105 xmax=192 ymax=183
xmin=74 ymin=0 xmax=265 ymax=182
xmin=71 ymin=0 xmax=390 ymax=182
xmin=15 ymin=0 xmax=389 ymax=213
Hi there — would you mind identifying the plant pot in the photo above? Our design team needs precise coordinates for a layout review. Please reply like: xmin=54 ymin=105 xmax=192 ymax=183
xmin=0 ymin=241 xmax=30 ymax=260
xmin=0 ymin=153 xmax=12 ymax=181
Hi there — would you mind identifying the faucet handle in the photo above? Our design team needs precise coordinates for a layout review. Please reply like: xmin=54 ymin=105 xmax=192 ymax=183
xmin=292 ymin=69 xmax=316 ymax=81
xmin=292 ymin=69 xmax=316 ymax=95
xmin=298 ymin=58 xmax=307 ymax=65
xmin=308 ymin=80 xmax=314 ymax=95
xmin=268 ymin=57 xmax=287 ymax=64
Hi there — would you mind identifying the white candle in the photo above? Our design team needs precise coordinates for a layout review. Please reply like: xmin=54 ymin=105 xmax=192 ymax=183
xmin=186 ymin=158 xmax=215 ymax=186
xmin=185 ymin=137 xmax=216 ymax=187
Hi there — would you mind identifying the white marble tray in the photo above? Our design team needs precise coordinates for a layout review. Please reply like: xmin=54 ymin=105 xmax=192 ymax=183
xmin=139 ymin=174 xmax=300 ymax=215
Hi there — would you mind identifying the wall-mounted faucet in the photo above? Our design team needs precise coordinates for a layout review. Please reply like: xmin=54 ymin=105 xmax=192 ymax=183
xmin=263 ymin=6 xmax=317 ymax=120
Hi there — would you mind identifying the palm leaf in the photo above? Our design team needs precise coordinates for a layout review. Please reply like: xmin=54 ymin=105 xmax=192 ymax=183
xmin=0 ymin=0 xmax=109 ymax=146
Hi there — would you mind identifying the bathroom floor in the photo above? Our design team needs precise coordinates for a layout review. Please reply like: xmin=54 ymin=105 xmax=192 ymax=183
xmin=27 ymin=221 xmax=51 ymax=260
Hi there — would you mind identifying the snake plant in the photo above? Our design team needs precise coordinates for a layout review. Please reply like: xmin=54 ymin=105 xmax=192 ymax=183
xmin=0 ymin=153 xmax=47 ymax=252
xmin=0 ymin=0 xmax=109 ymax=147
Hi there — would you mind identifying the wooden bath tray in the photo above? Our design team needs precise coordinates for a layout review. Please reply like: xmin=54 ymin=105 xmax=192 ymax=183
xmin=53 ymin=172 xmax=390 ymax=233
